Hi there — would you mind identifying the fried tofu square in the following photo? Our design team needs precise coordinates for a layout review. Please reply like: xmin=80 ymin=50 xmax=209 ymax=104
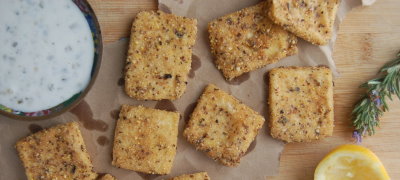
xmin=112 ymin=105 xmax=179 ymax=174
xmin=268 ymin=66 xmax=334 ymax=143
xmin=98 ymin=174 xmax=116 ymax=180
xmin=15 ymin=122 xmax=97 ymax=180
xmin=169 ymin=172 xmax=210 ymax=180
xmin=183 ymin=84 xmax=265 ymax=166
xmin=208 ymin=1 xmax=298 ymax=80
xmin=124 ymin=10 xmax=197 ymax=100
xmin=268 ymin=0 xmax=340 ymax=45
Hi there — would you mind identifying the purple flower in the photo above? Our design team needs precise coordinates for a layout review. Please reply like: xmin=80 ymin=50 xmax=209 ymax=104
xmin=374 ymin=97 xmax=382 ymax=107
xmin=371 ymin=90 xmax=383 ymax=110
xmin=352 ymin=130 xmax=362 ymax=144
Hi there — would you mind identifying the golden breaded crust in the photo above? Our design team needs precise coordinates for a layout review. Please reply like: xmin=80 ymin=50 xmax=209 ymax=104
xmin=125 ymin=10 xmax=197 ymax=100
xmin=15 ymin=122 xmax=97 ymax=180
xmin=98 ymin=174 xmax=116 ymax=180
xmin=268 ymin=0 xmax=340 ymax=45
xmin=183 ymin=84 xmax=265 ymax=166
xmin=112 ymin=105 xmax=179 ymax=174
xmin=268 ymin=66 xmax=334 ymax=143
xmin=208 ymin=1 xmax=297 ymax=80
xmin=169 ymin=172 xmax=210 ymax=180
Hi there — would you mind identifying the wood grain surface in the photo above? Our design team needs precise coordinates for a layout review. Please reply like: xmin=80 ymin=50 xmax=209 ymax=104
xmin=87 ymin=0 xmax=400 ymax=179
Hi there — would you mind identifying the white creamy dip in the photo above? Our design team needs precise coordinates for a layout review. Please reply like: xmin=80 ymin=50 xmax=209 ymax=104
xmin=0 ymin=0 xmax=94 ymax=112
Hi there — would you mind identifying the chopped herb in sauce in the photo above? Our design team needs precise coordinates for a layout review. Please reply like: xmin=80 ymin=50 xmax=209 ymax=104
xmin=0 ymin=0 xmax=94 ymax=112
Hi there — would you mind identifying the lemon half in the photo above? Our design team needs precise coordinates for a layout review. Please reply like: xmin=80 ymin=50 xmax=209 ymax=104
xmin=314 ymin=144 xmax=390 ymax=180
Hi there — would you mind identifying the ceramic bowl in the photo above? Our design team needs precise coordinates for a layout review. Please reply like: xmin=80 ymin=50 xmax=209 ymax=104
xmin=0 ymin=0 xmax=102 ymax=120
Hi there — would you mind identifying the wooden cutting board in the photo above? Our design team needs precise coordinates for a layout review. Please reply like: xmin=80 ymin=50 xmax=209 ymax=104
xmin=87 ymin=0 xmax=400 ymax=179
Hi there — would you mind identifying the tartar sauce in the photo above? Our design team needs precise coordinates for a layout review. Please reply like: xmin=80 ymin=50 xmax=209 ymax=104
xmin=0 ymin=0 xmax=94 ymax=112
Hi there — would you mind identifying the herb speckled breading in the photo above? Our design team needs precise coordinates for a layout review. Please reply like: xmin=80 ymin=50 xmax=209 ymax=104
xmin=15 ymin=122 xmax=97 ymax=180
xmin=268 ymin=66 xmax=334 ymax=143
xmin=112 ymin=105 xmax=179 ymax=174
xmin=169 ymin=172 xmax=210 ymax=180
xmin=208 ymin=1 xmax=298 ymax=80
xmin=183 ymin=84 xmax=265 ymax=166
xmin=268 ymin=0 xmax=340 ymax=45
xmin=125 ymin=10 xmax=197 ymax=100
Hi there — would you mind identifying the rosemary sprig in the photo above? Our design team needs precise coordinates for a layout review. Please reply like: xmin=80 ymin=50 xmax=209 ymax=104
xmin=352 ymin=51 xmax=400 ymax=143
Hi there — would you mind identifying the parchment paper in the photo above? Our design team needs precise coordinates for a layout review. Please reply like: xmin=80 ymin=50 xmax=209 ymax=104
xmin=0 ymin=0 xmax=375 ymax=179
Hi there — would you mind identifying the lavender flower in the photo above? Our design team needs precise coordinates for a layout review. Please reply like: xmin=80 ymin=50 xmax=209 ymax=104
xmin=352 ymin=130 xmax=362 ymax=144
xmin=371 ymin=90 xmax=383 ymax=111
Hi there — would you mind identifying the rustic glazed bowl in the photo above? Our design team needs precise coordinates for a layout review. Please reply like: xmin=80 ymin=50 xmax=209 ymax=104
xmin=0 ymin=0 xmax=102 ymax=120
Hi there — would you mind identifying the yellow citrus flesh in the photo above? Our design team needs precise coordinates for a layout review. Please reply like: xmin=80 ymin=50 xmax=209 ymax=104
xmin=314 ymin=144 xmax=390 ymax=180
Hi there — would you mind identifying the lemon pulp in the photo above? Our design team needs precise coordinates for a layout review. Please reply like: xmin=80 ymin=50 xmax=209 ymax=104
xmin=314 ymin=144 xmax=390 ymax=180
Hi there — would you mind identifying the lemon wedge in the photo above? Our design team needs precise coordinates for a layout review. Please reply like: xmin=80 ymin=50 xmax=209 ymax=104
xmin=314 ymin=144 xmax=390 ymax=180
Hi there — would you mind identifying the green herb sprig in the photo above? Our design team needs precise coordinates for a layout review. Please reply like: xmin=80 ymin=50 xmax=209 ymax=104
xmin=352 ymin=51 xmax=400 ymax=143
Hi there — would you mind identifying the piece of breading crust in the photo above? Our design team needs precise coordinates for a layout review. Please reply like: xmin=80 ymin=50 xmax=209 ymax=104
xmin=184 ymin=84 xmax=265 ymax=166
xmin=125 ymin=10 xmax=197 ymax=100
xmin=269 ymin=66 xmax=334 ymax=143
xmin=15 ymin=122 xmax=97 ymax=180
xmin=268 ymin=0 xmax=340 ymax=45
xmin=169 ymin=172 xmax=210 ymax=180
xmin=112 ymin=105 xmax=179 ymax=174
xmin=208 ymin=1 xmax=297 ymax=80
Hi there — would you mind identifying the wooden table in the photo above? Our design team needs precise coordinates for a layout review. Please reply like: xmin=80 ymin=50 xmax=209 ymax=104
xmin=87 ymin=0 xmax=400 ymax=179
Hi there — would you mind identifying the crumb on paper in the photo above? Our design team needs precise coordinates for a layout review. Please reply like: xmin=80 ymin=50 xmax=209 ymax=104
xmin=98 ymin=174 xmax=117 ymax=180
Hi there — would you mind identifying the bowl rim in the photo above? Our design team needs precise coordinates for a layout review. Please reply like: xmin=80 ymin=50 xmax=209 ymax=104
xmin=0 ymin=0 xmax=103 ymax=121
